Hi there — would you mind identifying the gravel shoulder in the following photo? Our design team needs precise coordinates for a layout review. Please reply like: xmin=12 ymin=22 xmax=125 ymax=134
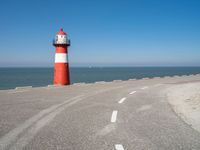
xmin=166 ymin=82 xmax=200 ymax=132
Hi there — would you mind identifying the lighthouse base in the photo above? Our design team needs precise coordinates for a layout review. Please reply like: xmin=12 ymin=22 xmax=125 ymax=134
xmin=54 ymin=63 xmax=70 ymax=85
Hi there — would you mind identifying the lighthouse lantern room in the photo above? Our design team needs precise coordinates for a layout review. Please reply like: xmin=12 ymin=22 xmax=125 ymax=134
xmin=53 ymin=28 xmax=70 ymax=46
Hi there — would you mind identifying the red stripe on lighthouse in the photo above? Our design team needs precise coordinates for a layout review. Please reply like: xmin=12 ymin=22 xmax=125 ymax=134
xmin=54 ymin=63 xmax=70 ymax=85
xmin=55 ymin=46 xmax=68 ymax=53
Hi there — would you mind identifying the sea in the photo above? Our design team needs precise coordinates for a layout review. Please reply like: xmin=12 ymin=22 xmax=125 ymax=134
xmin=0 ymin=67 xmax=200 ymax=90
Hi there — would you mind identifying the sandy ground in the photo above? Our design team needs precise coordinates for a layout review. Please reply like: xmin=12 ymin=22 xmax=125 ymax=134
xmin=166 ymin=81 xmax=200 ymax=132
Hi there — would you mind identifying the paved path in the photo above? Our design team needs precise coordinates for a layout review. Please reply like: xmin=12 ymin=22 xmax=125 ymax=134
xmin=1 ymin=75 xmax=200 ymax=150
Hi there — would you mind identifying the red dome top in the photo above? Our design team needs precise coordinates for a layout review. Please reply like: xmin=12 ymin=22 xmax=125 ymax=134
xmin=57 ymin=28 xmax=66 ymax=35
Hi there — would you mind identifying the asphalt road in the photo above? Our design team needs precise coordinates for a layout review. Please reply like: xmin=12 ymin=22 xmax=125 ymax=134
xmin=1 ymin=75 xmax=200 ymax=150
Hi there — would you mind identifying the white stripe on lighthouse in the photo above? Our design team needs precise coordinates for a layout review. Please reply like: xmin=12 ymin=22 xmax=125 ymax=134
xmin=55 ymin=53 xmax=67 ymax=63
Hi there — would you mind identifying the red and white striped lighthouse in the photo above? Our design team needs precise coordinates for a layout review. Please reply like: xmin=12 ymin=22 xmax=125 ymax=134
xmin=53 ymin=28 xmax=70 ymax=85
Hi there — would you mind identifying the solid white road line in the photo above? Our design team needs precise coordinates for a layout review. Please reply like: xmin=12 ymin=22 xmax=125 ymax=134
xmin=115 ymin=144 xmax=125 ymax=150
xmin=141 ymin=86 xmax=148 ymax=90
xmin=118 ymin=97 xmax=126 ymax=104
xmin=111 ymin=110 xmax=118 ymax=123
xmin=129 ymin=91 xmax=136 ymax=95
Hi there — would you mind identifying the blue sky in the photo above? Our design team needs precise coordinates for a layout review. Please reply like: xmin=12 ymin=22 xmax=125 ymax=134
xmin=0 ymin=0 xmax=200 ymax=67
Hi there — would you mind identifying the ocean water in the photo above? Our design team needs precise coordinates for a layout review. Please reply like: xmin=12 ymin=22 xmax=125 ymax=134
xmin=0 ymin=67 xmax=200 ymax=90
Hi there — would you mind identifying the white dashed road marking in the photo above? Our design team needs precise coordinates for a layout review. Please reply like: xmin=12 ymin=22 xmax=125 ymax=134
xmin=118 ymin=97 xmax=126 ymax=104
xmin=115 ymin=144 xmax=125 ymax=150
xmin=111 ymin=110 xmax=118 ymax=123
xmin=129 ymin=91 xmax=136 ymax=95
xmin=141 ymin=86 xmax=148 ymax=90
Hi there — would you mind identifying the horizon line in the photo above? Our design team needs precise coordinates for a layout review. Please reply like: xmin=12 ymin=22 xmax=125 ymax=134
xmin=1 ymin=66 xmax=200 ymax=68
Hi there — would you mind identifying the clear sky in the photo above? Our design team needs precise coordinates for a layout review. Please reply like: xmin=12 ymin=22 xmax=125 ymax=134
xmin=0 ymin=0 xmax=200 ymax=67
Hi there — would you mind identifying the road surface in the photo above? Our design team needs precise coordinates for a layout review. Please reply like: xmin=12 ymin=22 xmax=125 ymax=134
xmin=1 ymin=75 xmax=200 ymax=150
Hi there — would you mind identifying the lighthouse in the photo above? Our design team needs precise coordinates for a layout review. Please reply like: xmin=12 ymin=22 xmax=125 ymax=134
xmin=53 ymin=28 xmax=71 ymax=85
